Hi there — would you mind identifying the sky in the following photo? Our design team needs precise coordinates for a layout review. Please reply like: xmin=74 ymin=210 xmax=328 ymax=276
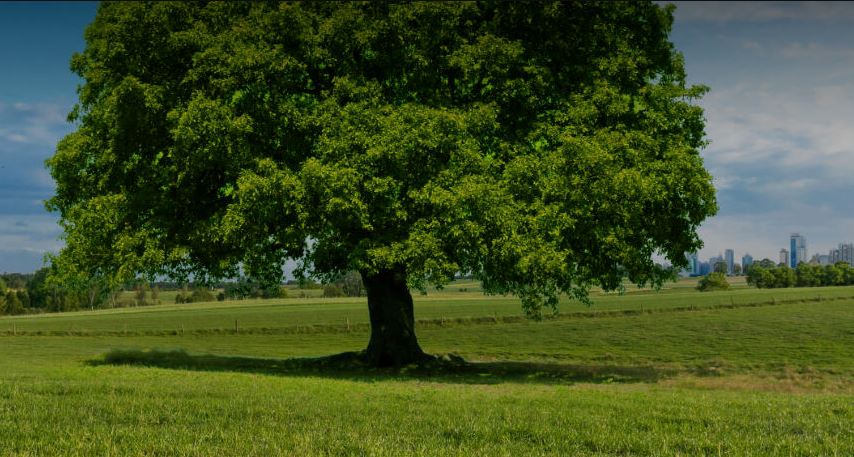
xmin=1 ymin=1 xmax=854 ymax=272
xmin=0 ymin=2 xmax=98 ymax=273
xmin=667 ymin=1 xmax=854 ymax=263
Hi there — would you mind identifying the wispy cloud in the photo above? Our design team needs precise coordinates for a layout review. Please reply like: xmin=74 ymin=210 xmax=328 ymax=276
xmin=0 ymin=101 xmax=70 ymax=146
xmin=0 ymin=214 xmax=62 ymax=253
xmin=670 ymin=1 xmax=854 ymax=24
xmin=667 ymin=2 xmax=854 ymax=260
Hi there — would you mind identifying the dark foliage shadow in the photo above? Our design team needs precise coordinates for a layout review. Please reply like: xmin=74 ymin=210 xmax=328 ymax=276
xmin=89 ymin=349 xmax=674 ymax=385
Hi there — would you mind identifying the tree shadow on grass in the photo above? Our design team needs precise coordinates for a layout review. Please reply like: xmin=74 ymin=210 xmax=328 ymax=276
xmin=89 ymin=349 xmax=674 ymax=385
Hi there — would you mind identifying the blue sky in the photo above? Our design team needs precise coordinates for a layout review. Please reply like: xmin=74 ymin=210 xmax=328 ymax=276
xmin=1 ymin=2 xmax=853 ymax=272
xmin=0 ymin=2 xmax=97 ymax=272
xmin=669 ymin=1 xmax=854 ymax=264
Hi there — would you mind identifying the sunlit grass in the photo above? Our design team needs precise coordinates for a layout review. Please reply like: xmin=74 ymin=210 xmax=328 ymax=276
xmin=0 ymin=283 xmax=851 ymax=455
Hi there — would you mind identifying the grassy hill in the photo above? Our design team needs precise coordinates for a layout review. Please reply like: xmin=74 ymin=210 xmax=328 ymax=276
xmin=0 ymin=281 xmax=850 ymax=455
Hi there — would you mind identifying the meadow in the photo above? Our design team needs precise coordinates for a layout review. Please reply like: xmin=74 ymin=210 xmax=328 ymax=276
xmin=0 ymin=278 xmax=851 ymax=455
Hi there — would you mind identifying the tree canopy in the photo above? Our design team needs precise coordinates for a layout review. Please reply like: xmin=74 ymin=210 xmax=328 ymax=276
xmin=696 ymin=272 xmax=729 ymax=292
xmin=48 ymin=1 xmax=716 ymax=364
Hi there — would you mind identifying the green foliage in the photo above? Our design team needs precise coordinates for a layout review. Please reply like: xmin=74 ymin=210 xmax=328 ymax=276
xmin=322 ymin=284 xmax=345 ymax=298
xmin=696 ymin=272 xmax=729 ymax=292
xmin=4 ymin=291 xmax=24 ymax=315
xmin=132 ymin=282 xmax=157 ymax=306
xmin=0 ymin=273 xmax=30 ymax=289
xmin=335 ymin=271 xmax=364 ymax=297
xmin=298 ymin=279 xmax=322 ymax=290
xmin=16 ymin=290 xmax=30 ymax=309
xmin=190 ymin=288 xmax=215 ymax=303
xmin=750 ymin=262 xmax=854 ymax=289
xmin=223 ymin=278 xmax=285 ymax=300
xmin=176 ymin=288 xmax=216 ymax=304
xmin=25 ymin=267 xmax=83 ymax=312
xmin=48 ymin=1 xmax=716 ymax=318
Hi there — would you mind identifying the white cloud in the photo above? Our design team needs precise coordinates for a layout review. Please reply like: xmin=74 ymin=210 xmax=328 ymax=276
xmin=0 ymin=101 xmax=70 ymax=146
xmin=669 ymin=1 xmax=854 ymax=24
xmin=0 ymin=214 xmax=62 ymax=253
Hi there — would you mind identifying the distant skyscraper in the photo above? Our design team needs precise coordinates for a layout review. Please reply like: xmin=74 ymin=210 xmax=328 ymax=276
xmin=724 ymin=249 xmax=734 ymax=275
xmin=742 ymin=253 xmax=753 ymax=272
xmin=779 ymin=248 xmax=789 ymax=266
xmin=829 ymin=243 xmax=854 ymax=265
xmin=687 ymin=252 xmax=700 ymax=276
xmin=790 ymin=233 xmax=806 ymax=267
xmin=709 ymin=254 xmax=724 ymax=273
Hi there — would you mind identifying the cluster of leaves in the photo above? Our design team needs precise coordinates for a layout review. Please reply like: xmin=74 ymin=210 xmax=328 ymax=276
xmin=747 ymin=262 xmax=854 ymax=289
xmin=48 ymin=2 xmax=716 ymax=317
xmin=696 ymin=272 xmax=729 ymax=292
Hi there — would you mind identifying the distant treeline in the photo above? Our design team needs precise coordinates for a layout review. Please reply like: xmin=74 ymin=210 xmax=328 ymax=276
xmin=746 ymin=261 xmax=854 ymax=289
xmin=0 ymin=268 xmax=162 ymax=315
xmin=0 ymin=269 xmax=367 ymax=316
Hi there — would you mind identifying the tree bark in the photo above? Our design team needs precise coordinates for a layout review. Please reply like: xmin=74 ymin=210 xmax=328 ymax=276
xmin=361 ymin=267 xmax=427 ymax=366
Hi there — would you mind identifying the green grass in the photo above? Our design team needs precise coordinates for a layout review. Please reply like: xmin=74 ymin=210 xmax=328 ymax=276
xmin=0 ymin=282 xmax=851 ymax=455
xmin=5 ymin=279 xmax=852 ymax=336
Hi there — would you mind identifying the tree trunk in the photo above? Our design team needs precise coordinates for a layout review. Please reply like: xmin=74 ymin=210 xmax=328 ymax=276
xmin=361 ymin=267 xmax=427 ymax=366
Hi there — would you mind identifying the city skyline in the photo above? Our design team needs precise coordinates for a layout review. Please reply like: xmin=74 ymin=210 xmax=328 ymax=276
xmin=699 ymin=232 xmax=854 ymax=267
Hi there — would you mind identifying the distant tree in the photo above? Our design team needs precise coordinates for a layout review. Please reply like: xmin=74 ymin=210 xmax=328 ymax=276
xmin=820 ymin=263 xmax=842 ymax=286
xmin=323 ymin=284 xmax=345 ymax=298
xmin=46 ymin=1 xmax=717 ymax=365
xmin=713 ymin=261 xmax=728 ymax=274
xmin=757 ymin=258 xmax=776 ymax=269
xmin=338 ymin=271 xmax=365 ymax=298
xmin=747 ymin=265 xmax=775 ymax=289
xmin=0 ymin=278 xmax=5 ymax=297
xmin=134 ymin=282 xmax=152 ymax=306
xmin=26 ymin=268 xmax=50 ymax=309
xmin=16 ymin=290 xmax=30 ymax=309
xmin=190 ymin=288 xmax=215 ymax=303
xmin=795 ymin=263 xmax=820 ymax=287
xmin=838 ymin=262 xmax=854 ymax=285
xmin=4 ymin=291 xmax=24 ymax=315
xmin=697 ymin=272 xmax=729 ymax=291
xmin=733 ymin=263 xmax=742 ymax=275
xmin=772 ymin=266 xmax=795 ymax=288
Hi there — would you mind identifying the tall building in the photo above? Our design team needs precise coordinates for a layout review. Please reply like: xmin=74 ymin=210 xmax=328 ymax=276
xmin=709 ymin=254 xmax=724 ymax=273
xmin=724 ymin=249 xmax=734 ymax=275
xmin=742 ymin=253 xmax=753 ymax=273
xmin=779 ymin=248 xmax=789 ymax=266
xmin=829 ymin=243 xmax=854 ymax=265
xmin=687 ymin=252 xmax=700 ymax=276
xmin=790 ymin=233 xmax=807 ymax=267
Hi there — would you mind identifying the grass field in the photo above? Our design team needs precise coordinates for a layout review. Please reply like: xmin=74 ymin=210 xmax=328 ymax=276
xmin=0 ymin=279 xmax=851 ymax=455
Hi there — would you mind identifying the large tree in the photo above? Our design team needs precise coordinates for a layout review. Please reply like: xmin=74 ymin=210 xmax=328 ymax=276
xmin=48 ymin=1 xmax=716 ymax=366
